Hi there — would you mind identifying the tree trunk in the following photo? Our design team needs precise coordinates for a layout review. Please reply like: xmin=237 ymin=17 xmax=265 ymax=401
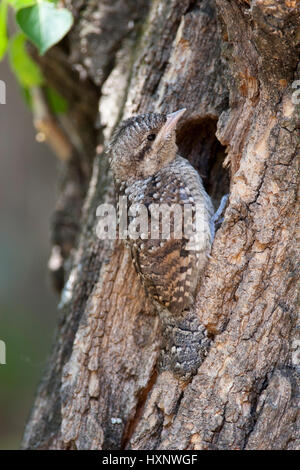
xmin=22 ymin=0 xmax=300 ymax=450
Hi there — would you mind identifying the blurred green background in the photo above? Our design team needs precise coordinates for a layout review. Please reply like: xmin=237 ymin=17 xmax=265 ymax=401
xmin=0 ymin=58 xmax=58 ymax=449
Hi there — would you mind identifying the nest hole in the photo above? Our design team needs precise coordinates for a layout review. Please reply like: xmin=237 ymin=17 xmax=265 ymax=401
xmin=176 ymin=117 xmax=229 ymax=208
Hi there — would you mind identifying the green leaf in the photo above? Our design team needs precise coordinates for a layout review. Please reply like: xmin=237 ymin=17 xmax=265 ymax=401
xmin=16 ymin=2 xmax=73 ymax=55
xmin=8 ymin=32 xmax=43 ymax=87
xmin=7 ymin=0 xmax=36 ymax=10
xmin=0 ymin=0 xmax=8 ymax=60
xmin=45 ymin=86 xmax=68 ymax=114
xmin=20 ymin=84 xmax=32 ymax=107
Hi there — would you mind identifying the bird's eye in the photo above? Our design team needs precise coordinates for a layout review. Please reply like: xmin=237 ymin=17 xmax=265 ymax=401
xmin=147 ymin=133 xmax=156 ymax=141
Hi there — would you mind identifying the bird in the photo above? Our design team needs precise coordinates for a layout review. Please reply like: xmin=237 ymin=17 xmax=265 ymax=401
xmin=107 ymin=109 xmax=214 ymax=314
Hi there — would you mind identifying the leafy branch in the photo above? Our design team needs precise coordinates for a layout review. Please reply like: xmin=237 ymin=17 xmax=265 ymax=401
xmin=0 ymin=0 xmax=73 ymax=113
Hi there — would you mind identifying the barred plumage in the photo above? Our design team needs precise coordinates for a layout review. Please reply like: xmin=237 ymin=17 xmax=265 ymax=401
xmin=108 ymin=109 xmax=214 ymax=314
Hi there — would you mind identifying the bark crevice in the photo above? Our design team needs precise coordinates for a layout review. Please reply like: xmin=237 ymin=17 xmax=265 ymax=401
xmin=22 ymin=0 xmax=300 ymax=450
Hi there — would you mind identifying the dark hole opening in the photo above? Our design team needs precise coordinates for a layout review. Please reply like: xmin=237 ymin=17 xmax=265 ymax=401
xmin=176 ymin=117 xmax=229 ymax=209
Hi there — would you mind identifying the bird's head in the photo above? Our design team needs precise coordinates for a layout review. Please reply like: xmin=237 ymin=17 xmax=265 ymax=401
xmin=107 ymin=109 xmax=186 ymax=182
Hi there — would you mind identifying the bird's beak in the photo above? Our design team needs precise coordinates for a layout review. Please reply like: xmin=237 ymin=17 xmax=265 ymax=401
xmin=157 ymin=108 xmax=186 ymax=141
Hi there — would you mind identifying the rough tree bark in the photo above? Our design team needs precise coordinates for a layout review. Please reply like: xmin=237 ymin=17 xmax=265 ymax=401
xmin=22 ymin=0 xmax=299 ymax=450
